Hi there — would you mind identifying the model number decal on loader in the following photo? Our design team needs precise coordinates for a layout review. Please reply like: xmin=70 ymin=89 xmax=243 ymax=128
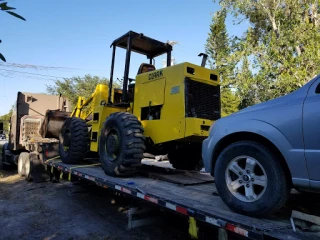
xmin=170 ymin=86 xmax=180 ymax=94
xmin=149 ymin=70 xmax=163 ymax=80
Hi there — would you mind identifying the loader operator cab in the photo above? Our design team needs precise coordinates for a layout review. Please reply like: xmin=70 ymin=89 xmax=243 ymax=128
xmin=137 ymin=63 xmax=156 ymax=74
xmin=107 ymin=31 xmax=172 ymax=106
xmin=127 ymin=63 xmax=156 ymax=101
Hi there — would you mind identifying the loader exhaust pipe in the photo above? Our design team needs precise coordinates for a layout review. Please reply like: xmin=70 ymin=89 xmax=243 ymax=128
xmin=198 ymin=53 xmax=208 ymax=67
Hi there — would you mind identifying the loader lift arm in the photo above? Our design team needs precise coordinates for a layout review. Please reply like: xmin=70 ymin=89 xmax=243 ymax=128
xmin=70 ymin=96 xmax=93 ymax=120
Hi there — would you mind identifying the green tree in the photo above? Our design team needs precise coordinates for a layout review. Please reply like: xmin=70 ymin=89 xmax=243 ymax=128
xmin=0 ymin=1 xmax=25 ymax=62
xmin=0 ymin=107 xmax=13 ymax=133
xmin=206 ymin=8 xmax=240 ymax=115
xmin=207 ymin=0 xmax=320 ymax=109
xmin=221 ymin=88 xmax=240 ymax=116
xmin=46 ymin=75 xmax=117 ymax=108
xmin=206 ymin=8 xmax=232 ymax=85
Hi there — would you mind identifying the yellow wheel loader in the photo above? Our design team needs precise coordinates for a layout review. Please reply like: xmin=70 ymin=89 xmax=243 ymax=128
xmin=59 ymin=31 xmax=221 ymax=176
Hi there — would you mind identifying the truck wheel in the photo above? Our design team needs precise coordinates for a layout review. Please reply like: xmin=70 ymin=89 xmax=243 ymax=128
xmin=214 ymin=141 xmax=290 ymax=217
xmin=18 ymin=152 xmax=29 ymax=177
xmin=99 ymin=112 xmax=146 ymax=177
xmin=24 ymin=153 xmax=37 ymax=181
xmin=59 ymin=117 xmax=89 ymax=164
xmin=168 ymin=144 xmax=203 ymax=171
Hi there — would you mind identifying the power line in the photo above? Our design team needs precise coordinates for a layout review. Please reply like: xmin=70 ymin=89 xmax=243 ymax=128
xmin=0 ymin=68 xmax=108 ymax=82
xmin=0 ymin=62 xmax=103 ymax=72
xmin=0 ymin=62 xmax=78 ymax=71
xmin=0 ymin=74 xmax=56 ymax=82
xmin=0 ymin=68 xmax=62 ymax=79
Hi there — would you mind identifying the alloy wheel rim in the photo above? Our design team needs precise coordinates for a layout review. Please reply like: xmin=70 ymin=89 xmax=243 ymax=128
xmin=225 ymin=155 xmax=268 ymax=203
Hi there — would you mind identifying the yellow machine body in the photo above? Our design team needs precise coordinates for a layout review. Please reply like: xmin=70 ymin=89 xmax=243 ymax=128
xmin=72 ymin=62 xmax=220 ymax=152
xmin=59 ymin=31 xmax=221 ymax=174
xmin=71 ymin=84 xmax=127 ymax=152
xmin=133 ymin=62 xmax=220 ymax=144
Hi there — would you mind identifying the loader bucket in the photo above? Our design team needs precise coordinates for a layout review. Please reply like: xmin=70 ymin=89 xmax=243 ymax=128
xmin=40 ymin=110 xmax=71 ymax=139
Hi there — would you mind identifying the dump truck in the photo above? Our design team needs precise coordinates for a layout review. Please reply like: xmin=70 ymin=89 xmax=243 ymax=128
xmin=1 ymin=91 xmax=71 ymax=179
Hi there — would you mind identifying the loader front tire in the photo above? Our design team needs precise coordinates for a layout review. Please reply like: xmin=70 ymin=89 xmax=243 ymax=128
xmin=59 ymin=117 xmax=89 ymax=164
xmin=99 ymin=112 xmax=145 ymax=177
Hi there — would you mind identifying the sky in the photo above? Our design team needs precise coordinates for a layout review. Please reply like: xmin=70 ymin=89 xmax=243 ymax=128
xmin=0 ymin=0 xmax=245 ymax=115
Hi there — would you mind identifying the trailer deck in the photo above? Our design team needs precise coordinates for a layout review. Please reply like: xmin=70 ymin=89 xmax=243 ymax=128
xmin=44 ymin=157 xmax=320 ymax=240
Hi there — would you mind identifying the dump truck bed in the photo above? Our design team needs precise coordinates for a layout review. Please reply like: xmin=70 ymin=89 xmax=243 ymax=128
xmin=44 ymin=158 xmax=320 ymax=240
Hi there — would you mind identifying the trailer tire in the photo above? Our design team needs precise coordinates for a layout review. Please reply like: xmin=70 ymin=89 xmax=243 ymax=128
xmin=99 ymin=112 xmax=145 ymax=177
xmin=24 ymin=155 xmax=32 ymax=181
xmin=59 ymin=117 xmax=89 ymax=164
xmin=24 ymin=153 xmax=37 ymax=181
xmin=18 ymin=152 xmax=29 ymax=177
xmin=214 ymin=141 xmax=290 ymax=217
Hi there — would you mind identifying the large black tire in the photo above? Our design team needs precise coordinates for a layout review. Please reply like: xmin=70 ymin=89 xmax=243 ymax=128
xmin=168 ymin=144 xmax=203 ymax=171
xmin=99 ymin=112 xmax=145 ymax=177
xmin=18 ymin=152 xmax=29 ymax=177
xmin=214 ymin=141 xmax=290 ymax=217
xmin=59 ymin=117 xmax=89 ymax=164
xmin=24 ymin=153 xmax=38 ymax=181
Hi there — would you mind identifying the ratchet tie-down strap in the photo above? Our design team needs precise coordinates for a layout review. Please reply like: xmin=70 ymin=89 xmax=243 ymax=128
xmin=44 ymin=156 xmax=61 ymax=173
xmin=67 ymin=163 xmax=101 ymax=180
xmin=44 ymin=156 xmax=101 ymax=180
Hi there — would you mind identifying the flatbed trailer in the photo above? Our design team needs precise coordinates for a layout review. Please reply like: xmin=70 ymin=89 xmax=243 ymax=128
xmin=43 ymin=157 xmax=320 ymax=240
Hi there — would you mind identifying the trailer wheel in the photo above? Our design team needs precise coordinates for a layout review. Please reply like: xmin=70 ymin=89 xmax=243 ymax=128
xmin=18 ymin=152 xmax=29 ymax=177
xmin=99 ymin=112 xmax=146 ymax=177
xmin=59 ymin=117 xmax=89 ymax=164
xmin=24 ymin=153 xmax=37 ymax=181
xmin=168 ymin=144 xmax=203 ymax=171
xmin=214 ymin=141 xmax=290 ymax=217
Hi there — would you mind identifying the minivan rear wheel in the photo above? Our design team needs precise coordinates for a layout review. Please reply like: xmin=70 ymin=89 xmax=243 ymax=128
xmin=214 ymin=141 xmax=290 ymax=217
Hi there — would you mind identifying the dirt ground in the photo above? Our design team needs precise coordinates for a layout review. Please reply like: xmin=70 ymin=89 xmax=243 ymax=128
xmin=0 ymin=148 xmax=193 ymax=240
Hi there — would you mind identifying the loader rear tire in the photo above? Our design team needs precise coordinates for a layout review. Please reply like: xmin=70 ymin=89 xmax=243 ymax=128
xmin=59 ymin=117 xmax=89 ymax=164
xmin=99 ymin=112 xmax=145 ymax=177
